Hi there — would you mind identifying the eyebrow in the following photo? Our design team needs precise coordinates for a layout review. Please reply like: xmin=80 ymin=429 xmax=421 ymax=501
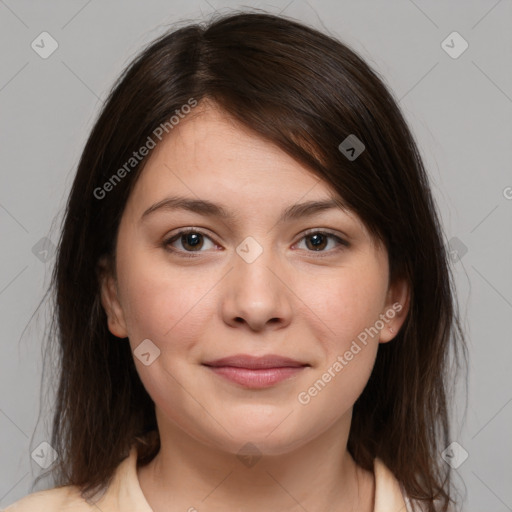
xmin=140 ymin=195 xmax=347 ymax=224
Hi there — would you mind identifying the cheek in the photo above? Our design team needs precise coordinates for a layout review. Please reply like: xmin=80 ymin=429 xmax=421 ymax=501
xmin=296 ymin=342 xmax=378 ymax=435
xmin=286 ymin=266 xmax=385 ymax=425
xmin=295 ymin=263 xmax=388 ymax=351
xmin=117 ymin=258 xmax=216 ymax=407
xmin=295 ymin=269 xmax=384 ymax=415
xmin=117 ymin=251 xmax=213 ymax=350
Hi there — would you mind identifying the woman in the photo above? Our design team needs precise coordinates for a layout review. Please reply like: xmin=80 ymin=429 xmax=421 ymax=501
xmin=3 ymin=10 xmax=467 ymax=512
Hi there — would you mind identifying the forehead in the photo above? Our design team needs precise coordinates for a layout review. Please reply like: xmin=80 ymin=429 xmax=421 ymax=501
xmin=126 ymin=102 xmax=340 ymax=213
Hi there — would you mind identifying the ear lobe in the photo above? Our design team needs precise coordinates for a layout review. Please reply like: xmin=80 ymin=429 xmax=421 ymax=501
xmin=379 ymin=277 xmax=410 ymax=344
xmin=97 ymin=256 xmax=128 ymax=339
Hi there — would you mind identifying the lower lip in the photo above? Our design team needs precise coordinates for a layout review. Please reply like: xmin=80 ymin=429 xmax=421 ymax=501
xmin=205 ymin=366 xmax=306 ymax=388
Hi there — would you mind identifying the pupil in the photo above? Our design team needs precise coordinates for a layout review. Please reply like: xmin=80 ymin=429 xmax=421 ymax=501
xmin=309 ymin=234 xmax=326 ymax=251
xmin=184 ymin=233 xmax=201 ymax=249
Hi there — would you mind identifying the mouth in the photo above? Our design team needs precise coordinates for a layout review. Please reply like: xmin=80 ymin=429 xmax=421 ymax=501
xmin=202 ymin=354 xmax=310 ymax=389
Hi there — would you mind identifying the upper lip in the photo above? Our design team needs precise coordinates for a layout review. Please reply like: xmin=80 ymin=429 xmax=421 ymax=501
xmin=203 ymin=354 xmax=309 ymax=369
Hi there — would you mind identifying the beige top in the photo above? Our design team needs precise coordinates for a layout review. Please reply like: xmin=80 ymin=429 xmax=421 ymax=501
xmin=2 ymin=447 xmax=417 ymax=512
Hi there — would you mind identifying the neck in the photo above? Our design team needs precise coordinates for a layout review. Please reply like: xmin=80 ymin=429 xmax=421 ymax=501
xmin=137 ymin=410 xmax=375 ymax=512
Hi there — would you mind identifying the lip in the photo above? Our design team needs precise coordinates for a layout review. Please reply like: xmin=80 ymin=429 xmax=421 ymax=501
xmin=203 ymin=354 xmax=308 ymax=369
xmin=202 ymin=354 xmax=310 ymax=389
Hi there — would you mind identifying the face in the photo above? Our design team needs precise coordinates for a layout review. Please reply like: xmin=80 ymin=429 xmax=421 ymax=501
xmin=99 ymin=100 xmax=409 ymax=456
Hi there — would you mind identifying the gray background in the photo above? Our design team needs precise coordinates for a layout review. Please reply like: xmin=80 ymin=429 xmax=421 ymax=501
xmin=1 ymin=0 xmax=511 ymax=510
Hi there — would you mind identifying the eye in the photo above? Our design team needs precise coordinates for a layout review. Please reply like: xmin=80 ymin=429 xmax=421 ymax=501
xmin=163 ymin=228 xmax=349 ymax=258
xmin=164 ymin=229 xmax=217 ymax=257
xmin=294 ymin=230 xmax=349 ymax=254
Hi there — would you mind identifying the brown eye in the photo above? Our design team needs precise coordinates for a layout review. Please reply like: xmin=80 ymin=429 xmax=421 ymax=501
xmin=179 ymin=232 xmax=204 ymax=251
xmin=164 ymin=229 xmax=217 ymax=256
xmin=305 ymin=233 xmax=328 ymax=251
xmin=296 ymin=231 xmax=349 ymax=254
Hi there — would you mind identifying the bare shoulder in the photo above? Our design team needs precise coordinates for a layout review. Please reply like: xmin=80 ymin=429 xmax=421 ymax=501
xmin=1 ymin=485 xmax=91 ymax=512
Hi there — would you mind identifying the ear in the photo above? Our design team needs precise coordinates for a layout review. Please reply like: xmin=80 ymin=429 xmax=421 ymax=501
xmin=97 ymin=255 xmax=128 ymax=339
xmin=378 ymin=277 xmax=410 ymax=343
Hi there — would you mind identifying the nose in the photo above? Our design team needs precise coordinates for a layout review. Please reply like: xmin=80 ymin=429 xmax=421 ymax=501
xmin=220 ymin=240 xmax=293 ymax=332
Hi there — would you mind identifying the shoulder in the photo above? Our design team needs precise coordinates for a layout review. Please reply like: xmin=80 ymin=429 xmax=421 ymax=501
xmin=2 ymin=445 xmax=150 ymax=512
xmin=1 ymin=485 xmax=94 ymax=512
xmin=373 ymin=457 xmax=430 ymax=512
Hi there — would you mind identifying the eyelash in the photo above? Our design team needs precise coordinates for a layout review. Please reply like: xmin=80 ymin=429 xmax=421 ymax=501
xmin=163 ymin=228 xmax=349 ymax=259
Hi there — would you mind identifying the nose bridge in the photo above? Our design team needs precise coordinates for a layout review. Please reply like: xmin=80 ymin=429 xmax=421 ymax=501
xmin=234 ymin=234 xmax=281 ymax=299
xmin=221 ymin=235 xmax=292 ymax=330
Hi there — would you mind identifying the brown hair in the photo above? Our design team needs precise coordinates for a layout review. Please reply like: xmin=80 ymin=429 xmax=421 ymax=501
xmin=34 ymin=10 xmax=467 ymax=511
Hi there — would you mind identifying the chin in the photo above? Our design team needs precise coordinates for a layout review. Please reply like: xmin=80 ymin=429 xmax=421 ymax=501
xmin=204 ymin=423 xmax=312 ymax=458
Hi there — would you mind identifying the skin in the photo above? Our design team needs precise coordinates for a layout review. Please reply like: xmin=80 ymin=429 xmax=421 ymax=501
xmin=99 ymin=99 xmax=410 ymax=512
